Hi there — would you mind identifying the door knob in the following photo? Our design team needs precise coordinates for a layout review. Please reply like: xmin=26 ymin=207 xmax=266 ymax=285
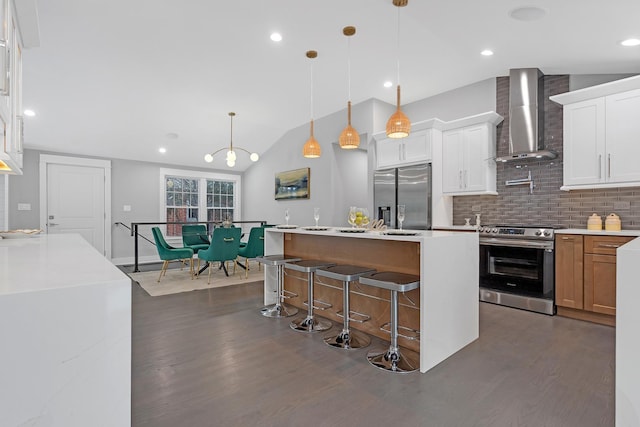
xmin=48 ymin=223 xmax=59 ymax=226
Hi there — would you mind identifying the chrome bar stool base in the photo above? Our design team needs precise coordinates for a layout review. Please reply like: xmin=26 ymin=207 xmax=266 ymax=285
xmin=324 ymin=328 xmax=371 ymax=349
xmin=285 ymin=259 xmax=336 ymax=333
xmin=359 ymin=271 xmax=421 ymax=373
xmin=367 ymin=347 xmax=419 ymax=373
xmin=261 ymin=304 xmax=298 ymax=318
xmin=257 ymin=255 xmax=301 ymax=318
xmin=317 ymin=265 xmax=376 ymax=350
xmin=290 ymin=315 xmax=332 ymax=332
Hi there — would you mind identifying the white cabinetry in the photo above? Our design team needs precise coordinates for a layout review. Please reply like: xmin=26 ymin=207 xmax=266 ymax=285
xmin=551 ymin=76 xmax=640 ymax=190
xmin=375 ymin=129 xmax=432 ymax=170
xmin=0 ymin=0 xmax=28 ymax=175
xmin=441 ymin=112 xmax=502 ymax=195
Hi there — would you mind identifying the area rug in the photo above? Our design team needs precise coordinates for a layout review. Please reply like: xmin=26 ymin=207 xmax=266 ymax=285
xmin=129 ymin=263 xmax=264 ymax=296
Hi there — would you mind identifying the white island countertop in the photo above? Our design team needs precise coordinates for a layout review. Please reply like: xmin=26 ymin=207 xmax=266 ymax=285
xmin=0 ymin=234 xmax=131 ymax=427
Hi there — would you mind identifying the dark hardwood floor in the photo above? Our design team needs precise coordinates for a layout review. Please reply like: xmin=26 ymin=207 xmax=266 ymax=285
xmin=130 ymin=276 xmax=614 ymax=427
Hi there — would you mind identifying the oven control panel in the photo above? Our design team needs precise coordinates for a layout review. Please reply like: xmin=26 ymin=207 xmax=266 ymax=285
xmin=478 ymin=226 xmax=555 ymax=240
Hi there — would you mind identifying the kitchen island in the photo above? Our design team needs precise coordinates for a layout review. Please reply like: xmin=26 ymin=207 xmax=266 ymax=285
xmin=263 ymin=227 xmax=479 ymax=373
xmin=0 ymin=234 xmax=131 ymax=427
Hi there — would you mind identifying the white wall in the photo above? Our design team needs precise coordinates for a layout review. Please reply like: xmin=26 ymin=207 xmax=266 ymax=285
xmin=242 ymin=100 xmax=379 ymax=227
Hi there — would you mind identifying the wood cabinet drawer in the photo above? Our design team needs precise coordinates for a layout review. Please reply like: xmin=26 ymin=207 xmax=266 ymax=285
xmin=584 ymin=235 xmax=635 ymax=256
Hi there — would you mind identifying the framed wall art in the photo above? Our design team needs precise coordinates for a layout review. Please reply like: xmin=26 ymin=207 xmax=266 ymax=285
xmin=275 ymin=167 xmax=310 ymax=200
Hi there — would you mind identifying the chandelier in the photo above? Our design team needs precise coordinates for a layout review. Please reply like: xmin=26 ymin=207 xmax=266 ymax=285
xmin=204 ymin=112 xmax=259 ymax=167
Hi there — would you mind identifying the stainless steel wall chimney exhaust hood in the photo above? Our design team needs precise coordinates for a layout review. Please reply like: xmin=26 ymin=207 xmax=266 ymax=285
xmin=495 ymin=68 xmax=556 ymax=162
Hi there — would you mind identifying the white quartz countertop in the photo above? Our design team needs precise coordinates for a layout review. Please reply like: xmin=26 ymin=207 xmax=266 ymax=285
xmin=0 ymin=234 xmax=130 ymax=296
xmin=266 ymin=226 xmax=462 ymax=242
xmin=556 ymin=228 xmax=640 ymax=237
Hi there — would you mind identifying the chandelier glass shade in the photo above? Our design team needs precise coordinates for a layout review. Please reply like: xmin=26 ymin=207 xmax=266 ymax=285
xmin=303 ymin=50 xmax=321 ymax=158
xmin=339 ymin=26 xmax=360 ymax=149
xmin=386 ymin=0 xmax=411 ymax=139
xmin=203 ymin=112 xmax=259 ymax=167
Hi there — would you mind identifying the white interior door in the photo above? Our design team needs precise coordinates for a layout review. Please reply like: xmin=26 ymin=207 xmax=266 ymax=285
xmin=46 ymin=163 xmax=105 ymax=254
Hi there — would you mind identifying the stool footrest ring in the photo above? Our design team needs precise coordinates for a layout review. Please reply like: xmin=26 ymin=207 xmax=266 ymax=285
xmin=282 ymin=289 xmax=298 ymax=299
xmin=336 ymin=309 xmax=370 ymax=323
xmin=303 ymin=299 xmax=332 ymax=311
xmin=380 ymin=322 xmax=420 ymax=341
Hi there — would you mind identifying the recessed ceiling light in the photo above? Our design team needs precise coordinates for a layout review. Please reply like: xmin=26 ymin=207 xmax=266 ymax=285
xmin=509 ymin=6 xmax=547 ymax=21
xmin=481 ymin=49 xmax=494 ymax=56
xmin=158 ymin=147 xmax=167 ymax=154
xmin=384 ymin=81 xmax=393 ymax=88
xmin=23 ymin=109 xmax=35 ymax=117
xmin=270 ymin=32 xmax=282 ymax=42
xmin=621 ymin=38 xmax=640 ymax=47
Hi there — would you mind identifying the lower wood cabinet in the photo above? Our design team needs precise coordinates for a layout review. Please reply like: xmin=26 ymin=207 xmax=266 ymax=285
xmin=555 ymin=235 xmax=583 ymax=309
xmin=555 ymin=234 xmax=635 ymax=325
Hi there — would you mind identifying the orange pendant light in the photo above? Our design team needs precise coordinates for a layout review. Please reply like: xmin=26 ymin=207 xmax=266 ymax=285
xmin=303 ymin=50 xmax=321 ymax=158
xmin=386 ymin=0 xmax=411 ymax=139
xmin=339 ymin=26 xmax=360 ymax=149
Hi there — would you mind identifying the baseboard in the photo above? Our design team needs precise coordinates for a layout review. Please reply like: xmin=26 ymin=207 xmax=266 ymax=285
xmin=557 ymin=307 xmax=616 ymax=327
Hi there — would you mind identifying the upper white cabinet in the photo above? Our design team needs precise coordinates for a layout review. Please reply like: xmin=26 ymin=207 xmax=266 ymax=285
xmin=0 ymin=0 xmax=34 ymax=175
xmin=373 ymin=118 xmax=444 ymax=170
xmin=441 ymin=112 xmax=503 ymax=196
xmin=375 ymin=129 xmax=431 ymax=170
xmin=551 ymin=76 xmax=640 ymax=190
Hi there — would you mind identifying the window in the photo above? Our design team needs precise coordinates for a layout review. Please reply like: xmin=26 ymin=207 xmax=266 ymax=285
xmin=160 ymin=168 xmax=241 ymax=237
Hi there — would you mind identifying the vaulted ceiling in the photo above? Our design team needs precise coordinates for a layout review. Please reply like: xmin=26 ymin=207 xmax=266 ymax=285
xmin=21 ymin=0 xmax=640 ymax=170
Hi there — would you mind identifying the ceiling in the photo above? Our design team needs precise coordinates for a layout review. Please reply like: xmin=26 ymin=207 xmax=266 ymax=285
xmin=20 ymin=0 xmax=640 ymax=171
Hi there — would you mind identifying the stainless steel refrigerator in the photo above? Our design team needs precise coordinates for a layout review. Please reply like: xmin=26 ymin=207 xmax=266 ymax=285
xmin=374 ymin=163 xmax=432 ymax=230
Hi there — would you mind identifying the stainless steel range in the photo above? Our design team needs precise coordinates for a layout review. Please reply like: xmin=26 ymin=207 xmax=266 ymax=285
xmin=478 ymin=225 xmax=558 ymax=315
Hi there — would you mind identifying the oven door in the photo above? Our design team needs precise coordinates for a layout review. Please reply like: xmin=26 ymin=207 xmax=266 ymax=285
xmin=479 ymin=239 xmax=554 ymax=299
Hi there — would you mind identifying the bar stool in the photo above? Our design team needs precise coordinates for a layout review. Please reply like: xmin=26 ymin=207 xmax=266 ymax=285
xmin=316 ymin=265 xmax=376 ymax=349
xmin=256 ymin=255 xmax=301 ymax=318
xmin=284 ymin=259 xmax=336 ymax=332
xmin=359 ymin=271 xmax=420 ymax=373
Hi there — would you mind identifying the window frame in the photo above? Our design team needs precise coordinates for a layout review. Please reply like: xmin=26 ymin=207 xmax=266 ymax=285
xmin=159 ymin=168 xmax=242 ymax=242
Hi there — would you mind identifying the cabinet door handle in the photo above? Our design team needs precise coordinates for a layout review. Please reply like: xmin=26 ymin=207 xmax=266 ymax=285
xmin=464 ymin=170 xmax=468 ymax=188
xmin=608 ymin=153 xmax=611 ymax=179
xmin=598 ymin=155 xmax=602 ymax=179
xmin=459 ymin=170 xmax=463 ymax=189
xmin=562 ymin=237 xmax=570 ymax=240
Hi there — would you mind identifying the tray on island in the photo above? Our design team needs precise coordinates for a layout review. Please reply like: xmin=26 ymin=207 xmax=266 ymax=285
xmin=301 ymin=226 xmax=331 ymax=231
xmin=275 ymin=224 xmax=298 ymax=229
xmin=383 ymin=230 xmax=419 ymax=236
xmin=337 ymin=228 xmax=367 ymax=233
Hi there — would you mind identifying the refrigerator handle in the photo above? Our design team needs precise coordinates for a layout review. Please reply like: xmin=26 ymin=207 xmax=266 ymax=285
xmin=459 ymin=170 xmax=462 ymax=189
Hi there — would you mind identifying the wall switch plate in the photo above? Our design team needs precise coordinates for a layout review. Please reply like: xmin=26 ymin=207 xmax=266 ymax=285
xmin=17 ymin=203 xmax=31 ymax=211
xmin=613 ymin=201 xmax=630 ymax=210
xmin=471 ymin=205 xmax=482 ymax=212
xmin=123 ymin=205 xmax=131 ymax=212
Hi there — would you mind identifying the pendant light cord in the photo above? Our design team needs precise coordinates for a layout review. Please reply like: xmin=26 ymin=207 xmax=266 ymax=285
xmin=229 ymin=113 xmax=234 ymax=151
xmin=347 ymin=36 xmax=352 ymax=102
xmin=310 ymin=60 xmax=314 ymax=122
xmin=396 ymin=5 xmax=401 ymax=86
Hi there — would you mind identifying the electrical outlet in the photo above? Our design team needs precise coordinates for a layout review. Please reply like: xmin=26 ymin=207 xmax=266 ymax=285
xmin=471 ymin=205 xmax=482 ymax=212
xmin=123 ymin=205 xmax=131 ymax=212
xmin=17 ymin=203 xmax=31 ymax=211
xmin=613 ymin=201 xmax=630 ymax=210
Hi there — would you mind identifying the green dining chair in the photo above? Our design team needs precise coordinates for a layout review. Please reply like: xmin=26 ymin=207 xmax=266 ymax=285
xmin=151 ymin=227 xmax=194 ymax=283
xmin=182 ymin=224 xmax=210 ymax=254
xmin=197 ymin=227 xmax=242 ymax=284
xmin=237 ymin=226 xmax=265 ymax=278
